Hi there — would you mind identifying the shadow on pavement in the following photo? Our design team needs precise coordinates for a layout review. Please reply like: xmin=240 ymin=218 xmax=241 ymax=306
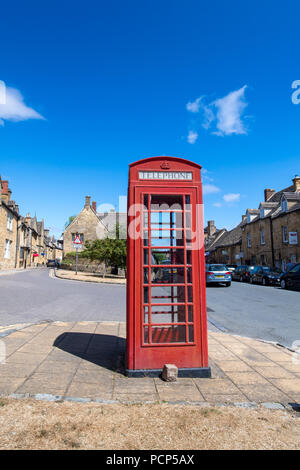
xmin=53 ymin=332 xmax=126 ymax=375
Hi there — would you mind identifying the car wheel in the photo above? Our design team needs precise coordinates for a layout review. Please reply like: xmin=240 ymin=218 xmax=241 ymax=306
xmin=280 ymin=279 xmax=287 ymax=289
xmin=250 ymin=277 xmax=253 ymax=284
xmin=262 ymin=278 xmax=267 ymax=286
xmin=225 ymin=282 xmax=231 ymax=287
xmin=239 ymin=276 xmax=243 ymax=282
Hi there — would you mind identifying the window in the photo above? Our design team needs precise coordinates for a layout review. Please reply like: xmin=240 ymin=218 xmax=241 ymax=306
xmin=281 ymin=198 xmax=288 ymax=212
xmin=247 ymin=233 xmax=251 ymax=248
xmin=4 ymin=239 xmax=12 ymax=259
xmin=260 ymin=209 xmax=265 ymax=219
xmin=260 ymin=229 xmax=265 ymax=245
xmin=290 ymin=254 xmax=297 ymax=264
xmin=282 ymin=226 xmax=288 ymax=243
xmin=72 ymin=233 xmax=84 ymax=243
xmin=7 ymin=213 xmax=13 ymax=231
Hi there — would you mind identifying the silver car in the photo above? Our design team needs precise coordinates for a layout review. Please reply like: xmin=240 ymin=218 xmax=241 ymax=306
xmin=205 ymin=264 xmax=232 ymax=287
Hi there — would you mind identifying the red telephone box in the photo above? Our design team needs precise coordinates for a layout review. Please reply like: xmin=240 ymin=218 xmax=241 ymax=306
xmin=126 ymin=156 xmax=211 ymax=377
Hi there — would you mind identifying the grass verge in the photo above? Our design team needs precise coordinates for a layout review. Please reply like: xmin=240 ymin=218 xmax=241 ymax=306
xmin=0 ymin=398 xmax=299 ymax=450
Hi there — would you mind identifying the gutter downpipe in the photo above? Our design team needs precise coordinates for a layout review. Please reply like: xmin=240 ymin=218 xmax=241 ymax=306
xmin=269 ymin=216 xmax=275 ymax=268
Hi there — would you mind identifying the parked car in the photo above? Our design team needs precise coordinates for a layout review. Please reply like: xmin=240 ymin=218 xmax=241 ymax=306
xmin=249 ymin=266 xmax=282 ymax=286
xmin=231 ymin=265 xmax=255 ymax=282
xmin=280 ymin=263 xmax=300 ymax=290
xmin=205 ymin=264 xmax=232 ymax=287
xmin=46 ymin=259 xmax=60 ymax=268
xmin=226 ymin=264 xmax=237 ymax=273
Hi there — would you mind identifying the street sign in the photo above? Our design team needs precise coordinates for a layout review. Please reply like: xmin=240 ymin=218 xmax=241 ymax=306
xmin=73 ymin=235 xmax=82 ymax=275
xmin=289 ymin=232 xmax=298 ymax=245
xmin=73 ymin=235 xmax=82 ymax=245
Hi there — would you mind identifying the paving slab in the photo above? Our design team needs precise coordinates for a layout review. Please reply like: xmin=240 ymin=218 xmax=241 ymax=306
xmin=0 ymin=321 xmax=299 ymax=406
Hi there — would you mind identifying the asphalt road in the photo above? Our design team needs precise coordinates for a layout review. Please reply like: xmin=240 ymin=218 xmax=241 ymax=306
xmin=0 ymin=268 xmax=299 ymax=348
xmin=0 ymin=268 xmax=126 ymax=326
xmin=206 ymin=281 xmax=300 ymax=349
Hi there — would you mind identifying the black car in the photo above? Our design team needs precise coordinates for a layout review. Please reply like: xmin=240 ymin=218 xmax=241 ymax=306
xmin=280 ymin=263 xmax=300 ymax=290
xmin=249 ymin=266 xmax=282 ymax=286
xmin=46 ymin=259 xmax=60 ymax=268
xmin=231 ymin=265 xmax=255 ymax=282
xmin=225 ymin=264 xmax=237 ymax=273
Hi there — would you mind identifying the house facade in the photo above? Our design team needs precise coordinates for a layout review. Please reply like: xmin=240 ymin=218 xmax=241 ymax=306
xmin=0 ymin=179 xmax=20 ymax=269
xmin=241 ymin=176 xmax=300 ymax=269
xmin=205 ymin=176 xmax=300 ymax=269
xmin=63 ymin=196 xmax=127 ymax=256
xmin=0 ymin=176 xmax=62 ymax=270
xmin=206 ymin=223 xmax=242 ymax=265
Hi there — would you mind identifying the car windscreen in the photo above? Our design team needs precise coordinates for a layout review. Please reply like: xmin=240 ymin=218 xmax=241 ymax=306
xmin=208 ymin=265 xmax=226 ymax=271
xmin=289 ymin=264 xmax=300 ymax=273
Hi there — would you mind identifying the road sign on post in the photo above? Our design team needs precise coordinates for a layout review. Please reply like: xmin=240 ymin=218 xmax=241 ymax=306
xmin=73 ymin=236 xmax=82 ymax=275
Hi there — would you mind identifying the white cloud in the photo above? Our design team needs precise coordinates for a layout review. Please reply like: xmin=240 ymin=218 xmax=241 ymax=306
xmin=186 ymin=97 xmax=203 ymax=113
xmin=187 ymin=130 xmax=198 ymax=144
xmin=185 ymin=85 xmax=249 ymax=137
xmin=213 ymin=86 xmax=248 ymax=136
xmin=213 ymin=202 xmax=222 ymax=207
xmin=203 ymin=184 xmax=221 ymax=195
xmin=202 ymin=168 xmax=214 ymax=183
xmin=223 ymin=193 xmax=240 ymax=203
xmin=0 ymin=86 xmax=44 ymax=126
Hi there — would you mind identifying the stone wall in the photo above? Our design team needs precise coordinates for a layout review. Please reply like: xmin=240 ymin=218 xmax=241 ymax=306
xmin=63 ymin=206 xmax=107 ymax=255
xmin=272 ymin=210 xmax=300 ymax=268
xmin=0 ymin=204 xmax=18 ymax=270
xmin=241 ymin=217 xmax=273 ymax=266
xmin=240 ymin=210 xmax=300 ymax=268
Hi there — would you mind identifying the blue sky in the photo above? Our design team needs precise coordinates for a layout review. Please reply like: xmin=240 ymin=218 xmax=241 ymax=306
xmin=0 ymin=0 xmax=300 ymax=237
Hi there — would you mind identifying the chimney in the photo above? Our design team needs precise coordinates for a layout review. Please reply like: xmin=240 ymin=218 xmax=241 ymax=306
xmin=92 ymin=201 xmax=97 ymax=211
xmin=44 ymin=229 xmax=50 ymax=237
xmin=293 ymin=175 xmax=300 ymax=192
xmin=25 ymin=213 xmax=31 ymax=225
xmin=1 ymin=180 xmax=11 ymax=202
xmin=264 ymin=188 xmax=275 ymax=202
xmin=85 ymin=196 xmax=91 ymax=208
xmin=207 ymin=220 xmax=216 ymax=237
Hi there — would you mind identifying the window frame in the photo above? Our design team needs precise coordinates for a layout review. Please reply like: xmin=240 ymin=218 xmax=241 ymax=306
xmin=282 ymin=226 xmax=288 ymax=243
xmin=7 ymin=213 xmax=13 ymax=231
xmin=247 ymin=233 xmax=251 ymax=248
xmin=4 ymin=239 xmax=12 ymax=259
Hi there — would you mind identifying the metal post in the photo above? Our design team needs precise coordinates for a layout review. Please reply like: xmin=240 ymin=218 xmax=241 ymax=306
xmin=75 ymin=246 xmax=78 ymax=275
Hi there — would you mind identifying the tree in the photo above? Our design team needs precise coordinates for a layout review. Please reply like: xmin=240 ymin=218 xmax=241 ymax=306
xmin=64 ymin=215 xmax=77 ymax=229
xmin=83 ymin=237 xmax=126 ymax=276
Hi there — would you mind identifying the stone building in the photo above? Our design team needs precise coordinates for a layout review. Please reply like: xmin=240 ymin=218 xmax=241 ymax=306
xmin=205 ymin=175 xmax=300 ymax=269
xmin=241 ymin=176 xmax=300 ymax=270
xmin=0 ymin=176 xmax=62 ymax=270
xmin=0 ymin=179 xmax=20 ymax=269
xmin=206 ymin=223 xmax=242 ymax=265
xmin=63 ymin=196 xmax=127 ymax=256
xmin=204 ymin=220 xmax=227 ymax=262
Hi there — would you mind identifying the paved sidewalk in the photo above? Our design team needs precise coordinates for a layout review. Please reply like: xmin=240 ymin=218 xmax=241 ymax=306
xmin=54 ymin=269 xmax=126 ymax=284
xmin=0 ymin=267 xmax=45 ymax=276
xmin=0 ymin=321 xmax=299 ymax=406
